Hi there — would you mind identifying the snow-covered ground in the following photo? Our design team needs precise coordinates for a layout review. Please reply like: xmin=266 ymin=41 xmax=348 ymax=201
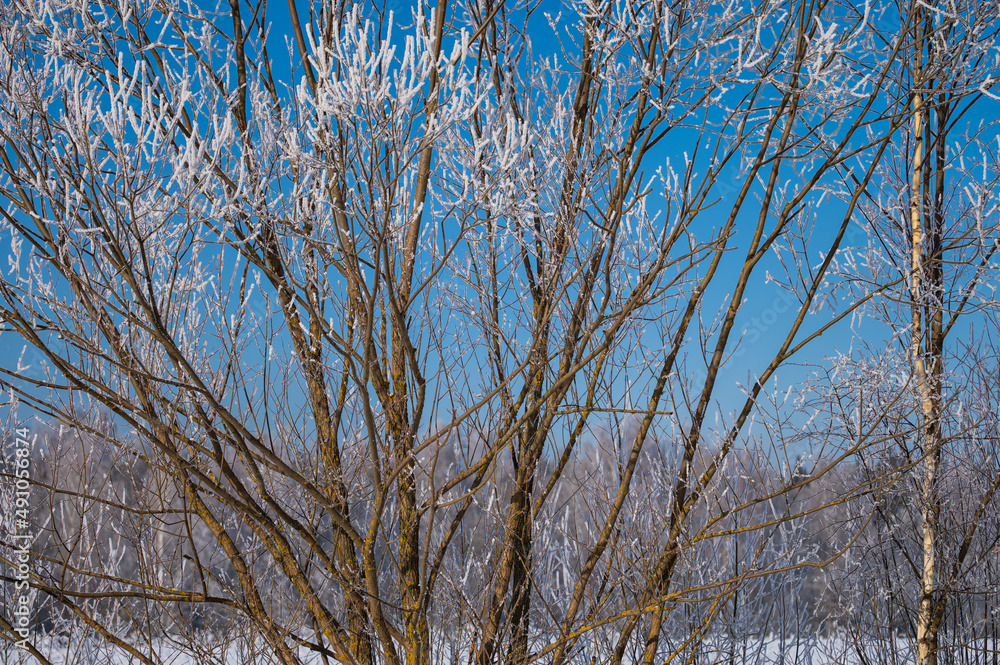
xmin=2 ymin=634 xmax=937 ymax=665
xmin=5 ymin=633 xmax=328 ymax=665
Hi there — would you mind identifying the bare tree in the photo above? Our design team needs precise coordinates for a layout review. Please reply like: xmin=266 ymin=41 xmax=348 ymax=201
xmin=1 ymin=0 xmax=995 ymax=663
xmin=818 ymin=3 xmax=1000 ymax=664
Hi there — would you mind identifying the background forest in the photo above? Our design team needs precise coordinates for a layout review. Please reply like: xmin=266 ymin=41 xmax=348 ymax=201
xmin=1 ymin=0 xmax=1000 ymax=663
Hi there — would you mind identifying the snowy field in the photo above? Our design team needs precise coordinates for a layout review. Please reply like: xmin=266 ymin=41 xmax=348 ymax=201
xmin=1 ymin=634 xmax=936 ymax=665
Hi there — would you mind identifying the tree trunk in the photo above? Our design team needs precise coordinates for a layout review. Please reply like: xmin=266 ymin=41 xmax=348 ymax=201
xmin=911 ymin=9 xmax=944 ymax=665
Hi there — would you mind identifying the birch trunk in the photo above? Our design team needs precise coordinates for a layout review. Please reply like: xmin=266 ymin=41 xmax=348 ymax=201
xmin=911 ymin=9 xmax=945 ymax=664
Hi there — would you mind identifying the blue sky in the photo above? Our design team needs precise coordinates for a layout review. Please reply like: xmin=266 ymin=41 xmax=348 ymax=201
xmin=3 ymin=0 xmax=999 ymax=468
